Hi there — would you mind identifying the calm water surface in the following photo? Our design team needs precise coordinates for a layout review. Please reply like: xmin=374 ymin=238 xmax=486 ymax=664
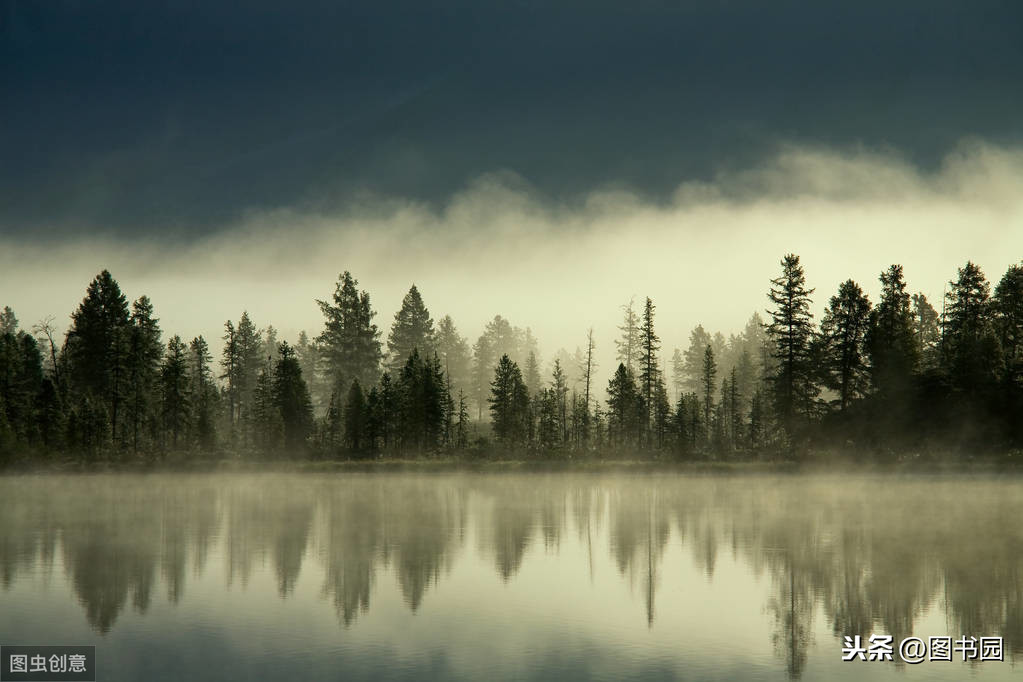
xmin=1 ymin=472 xmax=1021 ymax=681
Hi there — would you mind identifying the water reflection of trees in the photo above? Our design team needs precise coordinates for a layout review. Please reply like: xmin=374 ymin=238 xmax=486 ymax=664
xmin=5 ymin=473 xmax=1023 ymax=675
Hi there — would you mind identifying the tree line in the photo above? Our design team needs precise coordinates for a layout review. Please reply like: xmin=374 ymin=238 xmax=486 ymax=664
xmin=2 ymin=254 xmax=1022 ymax=462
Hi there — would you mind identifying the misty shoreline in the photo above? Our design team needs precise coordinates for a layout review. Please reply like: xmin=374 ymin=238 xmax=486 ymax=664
xmin=3 ymin=454 xmax=1022 ymax=476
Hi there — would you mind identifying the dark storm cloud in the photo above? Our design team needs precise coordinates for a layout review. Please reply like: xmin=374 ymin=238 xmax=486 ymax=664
xmin=2 ymin=0 xmax=1022 ymax=237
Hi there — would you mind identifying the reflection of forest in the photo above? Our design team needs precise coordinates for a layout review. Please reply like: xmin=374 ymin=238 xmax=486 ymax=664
xmin=3 ymin=474 xmax=1023 ymax=677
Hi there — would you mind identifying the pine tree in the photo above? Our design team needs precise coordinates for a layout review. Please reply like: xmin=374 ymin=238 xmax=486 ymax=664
xmin=551 ymin=359 xmax=569 ymax=445
xmin=580 ymin=328 xmax=597 ymax=445
xmin=652 ymin=376 xmax=671 ymax=450
xmin=701 ymin=345 xmax=717 ymax=442
xmin=126 ymin=296 xmax=162 ymax=454
xmin=250 ymin=360 xmax=282 ymax=455
xmin=765 ymin=254 xmax=818 ymax=436
xmin=0 ymin=329 xmax=44 ymax=447
xmin=235 ymin=311 xmax=264 ymax=430
xmin=262 ymin=324 xmax=280 ymax=366
xmin=190 ymin=335 xmax=217 ymax=451
xmin=273 ymin=342 xmax=314 ymax=452
xmin=615 ymin=298 xmax=642 ymax=374
xmin=294 ymin=330 xmax=324 ymax=414
xmin=65 ymin=270 xmax=132 ymax=446
xmin=435 ymin=315 xmax=471 ymax=395
xmin=472 ymin=334 xmax=495 ymax=421
xmin=671 ymin=348 xmax=685 ymax=402
xmin=866 ymin=265 xmax=918 ymax=397
xmin=524 ymin=351 xmax=542 ymax=396
xmin=638 ymin=297 xmax=661 ymax=444
xmin=818 ymin=279 xmax=871 ymax=411
xmin=943 ymin=261 xmax=998 ymax=392
xmin=0 ymin=306 xmax=18 ymax=336
xmin=317 ymin=271 xmax=383 ymax=391
xmin=220 ymin=320 xmax=240 ymax=430
xmin=160 ymin=335 xmax=191 ymax=450
xmin=489 ymin=354 xmax=530 ymax=448
xmin=387 ymin=284 xmax=435 ymax=373
xmin=911 ymin=293 xmax=941 ymax=369
xmin=606 ymin=363 xmax=640 ymax=448
xmin=683 ymin=325 xmax=713 ymax=394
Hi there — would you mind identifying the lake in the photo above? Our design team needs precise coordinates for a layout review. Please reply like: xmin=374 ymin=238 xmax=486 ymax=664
xmin=1 ymin=471 xmax=1021 ymax=680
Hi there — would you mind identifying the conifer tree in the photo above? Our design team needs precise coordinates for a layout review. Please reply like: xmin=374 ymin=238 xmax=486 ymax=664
xmin=65 ymin=270 xmax=132 ymax=445
xmin=435 ymin=315 xmax=471 ymax=395
xmin=273 ymin=341 xmax=314 ymax=451
xmin=160 ymin=335 xmax=190 ymax=450
xmin=524 ymin=351 xmax=542 ymax=396
xmin=125 ymin=296 xmax=162 ymax=453
xmin=489 ymin=354 xmax=530 ymax=447
xmin=250 ymin=360 xmax=282 ymax=455
xmin=606 ymin=363 xmax=640 ymax=448
xmin=190 ymin=335 xmax=216 ymax=450
xmin=943 ymin=261 xmax=998 ymax=392
xmin=683 ymin=325 xmax=713 ymax=394
xmin=701 ymin=345 xmax=717 ymax=441
xmin=551 ymin=359 xmax=569 ymax=444
xmin=638 ymin=297 xmax=661 ymax=444
xmin=866 ymin=264 xmax=918 ymax=397
xmin=818 ymin=279 xmax=871 ymax=411
xmin=317 ymin=271 xmax=383 ymax=391
xmin=765 ymin=254 xmax=818 ymax=436
xmin=220 ymin=320 xmax=240 ymax=428
xmin=615 ymin=298 xmax=642 ymax=374
xmin=387 ymin=284 xmax=435 ymax=373
xmin=671 ymin=348 xmax=685 ymax=402
xmin=580 ymin=328 xmax=597 ymax=444
xmin=0 ymin=307 xmax=18 ymax=336
xmin=235 ymin=311 xmax=264 ymax=427
xmin=911 ymin=293 xmax=941 ymax=369
xmin=472 ymin=334 xmax=495 ymax=420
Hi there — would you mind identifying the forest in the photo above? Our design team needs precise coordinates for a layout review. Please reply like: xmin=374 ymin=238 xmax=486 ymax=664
xmin=1 ymin=254 xmax=1022 ymax=464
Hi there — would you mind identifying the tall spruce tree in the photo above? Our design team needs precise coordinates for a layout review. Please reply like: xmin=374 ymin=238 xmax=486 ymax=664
xmin=701 ymin=345 xmax=717 ymax=440
xmin=273 ymin=342 xmax=314 ymax=452
xmin=606 ymin=363 xmax=640 ymax=448
xmin=615 ymin=298 xmax=642 ymax=374
xmin=489 ymin=354 xmax=530 ymax=447
xmin=160 ymin=335 xmax=190 ymax=450
xmin=435 ymin=315 xmax=471 ymax=395
xmin=765 ymin=254 xmax=817 ymax=436
xmin=911 ymin=293 xmax=940 ymax=369
xmin=866 ymin=265 xmax=918 ymax=397
xmin=638 ymin=297 xmax=661 ymax=445
xmin=387 ymin=284 xmax=435 ymax=373
xmin=472 ymin=334 xmax=495 ymax=421
xmin=317 ymin=271 xmax=383 ymax=391
xmin=66 ymin=270 xmax=132 ymax=445
xmin=126 ymin=296 xmax=162 ymax=453
xmin=189 ymin=335 xmax=216 ymax=451
xmin=683 ymin=325 xmax=713 ymax=394
xmin=943 ymin=261 xmax=998 ymax=392
xmin=818 ymin=280 xmax=871 ymax=411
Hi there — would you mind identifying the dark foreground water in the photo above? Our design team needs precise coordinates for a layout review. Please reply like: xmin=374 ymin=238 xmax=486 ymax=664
xmin=1 ymin=472 xmax=1022 ymax=681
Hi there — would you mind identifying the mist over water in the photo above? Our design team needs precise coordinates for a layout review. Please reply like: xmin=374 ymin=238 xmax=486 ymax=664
xmin=2 ymin=471 xmax=1021 ymax=681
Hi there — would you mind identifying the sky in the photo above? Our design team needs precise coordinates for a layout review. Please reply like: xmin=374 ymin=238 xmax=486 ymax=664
xmin=2 ymin=0 xmax=1023 ymax=373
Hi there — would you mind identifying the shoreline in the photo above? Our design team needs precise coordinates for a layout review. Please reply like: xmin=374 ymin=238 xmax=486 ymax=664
xmin=3 ymin=455 xmax=1023 ymax=476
